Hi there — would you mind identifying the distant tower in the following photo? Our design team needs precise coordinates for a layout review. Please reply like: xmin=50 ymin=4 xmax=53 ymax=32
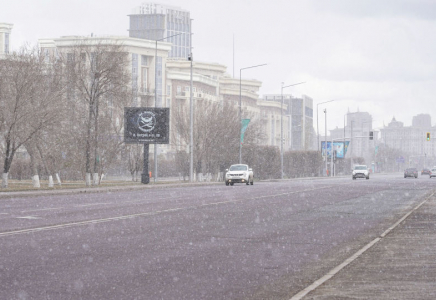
xmin=128 ymin=3 xmax=191 ymax=59
xmin=0 ymin=23 xmax=13 ymax=58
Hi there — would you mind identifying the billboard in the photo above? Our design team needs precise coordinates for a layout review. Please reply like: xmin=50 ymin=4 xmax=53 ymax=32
xmin=321 ymin=141 xmax=350 ymax=158
xmin=124 ymin=107 xmax=169 ymax=144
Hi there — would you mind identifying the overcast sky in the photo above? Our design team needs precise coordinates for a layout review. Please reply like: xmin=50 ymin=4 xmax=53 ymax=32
xmin=2 ymin=0 xmax=436 ymax=134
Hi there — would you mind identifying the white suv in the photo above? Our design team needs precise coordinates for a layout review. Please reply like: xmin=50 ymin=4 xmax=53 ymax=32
xmin=352 ymin=165 xmax=369 ymax=180
xmin=225 ymin=164 xmax=254 ymax=186
xmin=430 ymin=168 xmax=436 ymax=178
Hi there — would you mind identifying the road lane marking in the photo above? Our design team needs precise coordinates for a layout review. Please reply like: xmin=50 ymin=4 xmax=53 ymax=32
xmin=21 ymin=207 xmax=62 ymax=213
xmin=16 ymin=216 xmax=42 ymax=220
xmin=0 ymin=184 xmax=344 ymax=238
xmin=75 ymin=203 xmax=109 ymax=207
xmin=290 ymin=192 xmax=435 ymax=300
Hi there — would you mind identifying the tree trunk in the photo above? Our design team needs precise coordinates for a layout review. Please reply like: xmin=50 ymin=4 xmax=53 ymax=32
xmin=85 ymin=101 xmax=94 ymax=186
xmin=55 ymin=173 xmax=62 ymax=186
xmin=27 ymin=144 xmax=41 ymax=188
xmin=32 ymin=175 xmax=41 ymax=188
xmin=85 ymin=173 xmax=92 ymax=186
xmin=48 ymin=175 xmax=54 ymax=188
xmin=93 ymin=98 xmax=100 ymax=185
xmin=93 ymin=173 xmax=99 ymax=185
xmin=1 ymin=173 xmax=8 ymax=188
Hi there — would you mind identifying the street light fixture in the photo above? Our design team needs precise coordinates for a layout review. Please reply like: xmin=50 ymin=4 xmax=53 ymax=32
xmin=153 ymin=33 xmax=183 ymax=183
xmin=280 ymin=81 xmax=305 ymax=179
xmin=239 ymin=63 xmax=267 ymax=164
xmin=316 ymin=100 xmax=335 ymax=152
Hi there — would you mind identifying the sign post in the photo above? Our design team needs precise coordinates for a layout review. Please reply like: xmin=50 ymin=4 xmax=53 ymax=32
xmin=124 ymin=107 xmax=170 ymax=184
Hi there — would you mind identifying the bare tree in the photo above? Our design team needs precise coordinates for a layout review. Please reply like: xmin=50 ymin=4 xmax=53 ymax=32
xmin=172 ymin=100 xmax=266 ymax=179
xmin=60 ymin=41 xmax=131 ymax=185
xmin=0 ymin=46 xmax=64 ymax=188
xmin=126 ymin=144 xmax=143 ymax=181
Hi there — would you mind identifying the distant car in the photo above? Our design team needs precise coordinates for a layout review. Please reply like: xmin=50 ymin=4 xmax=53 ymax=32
xmin=430 ymin=168 xmax=436 ymax=178
xmin=404 ymin=168 xmax=418 ymax=178
xmin=421 ymin=168 xmax=431 ymax=175
xmin=352 ymin=165 xmax=369 ymax=180
xmin=225 ymin=164 xmax=253 ymax=186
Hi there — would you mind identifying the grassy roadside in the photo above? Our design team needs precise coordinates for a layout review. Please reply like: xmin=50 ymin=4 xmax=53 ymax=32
xmin=0 ymin=179 xmax=191 ymax=192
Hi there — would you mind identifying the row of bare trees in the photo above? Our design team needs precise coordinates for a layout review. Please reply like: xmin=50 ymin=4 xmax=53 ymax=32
xmin=0 ymin=42 xmax=132 ymax=188
xmin=1 ymin=42 xmax=326 ymax=188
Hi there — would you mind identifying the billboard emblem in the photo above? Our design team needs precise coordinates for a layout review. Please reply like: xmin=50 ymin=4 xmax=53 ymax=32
xmin=137 ymin=111 xmax=156 ymax=132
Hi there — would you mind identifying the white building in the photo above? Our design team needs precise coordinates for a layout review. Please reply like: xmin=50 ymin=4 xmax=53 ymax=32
xmin=38 ymin=35 xmax=287 ymax=157
xmin=0 ymin=23 xmax=13 ymax=59
xmin=380 ymin=115 xmax=436 ymax=158
xmin=262 ymin=94 xmax=314 ymax=150
xmin=330 ymin=110 xmax=374 ymax=163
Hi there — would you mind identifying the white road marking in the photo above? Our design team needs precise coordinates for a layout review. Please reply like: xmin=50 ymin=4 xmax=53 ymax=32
xmin=21 ymin=207 xmax=61 ymax=213
xmin=289 ymin=192 xmax=435 ymax=300
xmin=16 ymin=216 xmax=42 ymax=220
xmin=0 ymin=184 xmax=340 ymax=238
xmin=75 ymin=203 xmax=109 ymax=207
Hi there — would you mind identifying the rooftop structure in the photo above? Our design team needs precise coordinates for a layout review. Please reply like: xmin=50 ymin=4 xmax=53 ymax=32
xmin=0 ymin=23 xmax=13 ymax=58
xmin=128 ymin=2 xmax=191 ymax=60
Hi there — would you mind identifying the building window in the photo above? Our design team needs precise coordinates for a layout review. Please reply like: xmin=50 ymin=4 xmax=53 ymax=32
xmin=141 ymin=68 xmax=148 ymax=92
xmin=177 ymin=86 xmax=181 ymax=95
xmin=5 ymin=33 xmax=9 ymax=54
xmin=141 ymin=55 xmax=147 ymax=66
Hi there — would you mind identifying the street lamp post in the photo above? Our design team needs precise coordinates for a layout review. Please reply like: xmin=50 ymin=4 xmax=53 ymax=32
xmin=316 ymin=100 xmax=335 ymax=152
xmin=280 ymin=81 xmax=305 ymax=179
xmin=153 ymin=33 xmax=182 ymax=183
xmin=324 ymin=108 xmax=328 ymax=176
xmin=239 ymin=63 xmax=267 ymax=164
xmin=189 ymin=19 xmax=194 ymax=182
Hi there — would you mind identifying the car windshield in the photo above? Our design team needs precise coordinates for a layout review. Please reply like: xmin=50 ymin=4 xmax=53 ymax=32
xmin=407 ymin=168 xmax=417 ymax=172
xmin=354 ymin=166 xmax=367 ymax=170
xmin=229 ymin=165 xmax=248 ymax=171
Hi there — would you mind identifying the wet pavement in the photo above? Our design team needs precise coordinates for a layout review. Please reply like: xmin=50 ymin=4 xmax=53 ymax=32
xmin=294 ymin=191 xmax=436 ymax=300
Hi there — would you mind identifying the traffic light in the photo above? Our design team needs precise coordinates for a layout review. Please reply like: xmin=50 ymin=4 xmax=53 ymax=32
xmin=427 ymin=132 xmax=431 ymax=141
xmin=369 ymin=131 xmax=373 ymax=140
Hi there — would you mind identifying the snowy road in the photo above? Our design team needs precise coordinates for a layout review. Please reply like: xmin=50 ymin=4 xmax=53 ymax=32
xmin=0 ymin=173 xmax=434 ymax=299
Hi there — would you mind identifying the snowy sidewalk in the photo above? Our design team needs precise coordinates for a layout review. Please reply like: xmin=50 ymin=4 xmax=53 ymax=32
xmin=299 ymin=192 xmax=436 ymax=299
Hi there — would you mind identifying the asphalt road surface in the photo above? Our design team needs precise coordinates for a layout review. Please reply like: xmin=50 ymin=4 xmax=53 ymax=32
xmin=0 ymin=173 xmax=434 ymax=299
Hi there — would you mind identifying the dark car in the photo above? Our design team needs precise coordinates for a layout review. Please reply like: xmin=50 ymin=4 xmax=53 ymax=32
xmin=404 ymin=168 xmax=418 ymax=178
xmin=421 ymin=168 xmax=431 ymax=175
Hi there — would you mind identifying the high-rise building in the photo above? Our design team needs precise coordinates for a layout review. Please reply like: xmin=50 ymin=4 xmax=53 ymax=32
xmin=412 ymin=113 xmax=431 ymax=128
xmin=0 ymin=23 xmax=13 ymax=58
xmin=128 ymin=2 xmax=191 ymax=59
xmin=262 ymin=94 xmax=314 ymax=150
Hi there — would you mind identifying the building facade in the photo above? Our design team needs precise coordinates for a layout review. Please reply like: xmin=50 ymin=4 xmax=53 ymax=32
xmin=38 ymin=35 xmax=287 ymax=158
xmin=330 ymin=110 xmax=374 ymax=163
xmin=128 ymin=2 xmax=191 ymax=60
xmin=0 ymin=23 xmax=13 ymax=59
xmin=262 ymin=94 xmax=314 ymax=150
xmin=380 ymin=114 xmax=436 ymax=158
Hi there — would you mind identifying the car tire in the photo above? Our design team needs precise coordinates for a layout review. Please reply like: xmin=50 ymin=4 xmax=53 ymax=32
xmin=366 ymin=176 xmax=369 ymax=180
xmin=404 ymin=176 xmax=406 ymax=178
xmin=225 ymin=182 xmax=229 ymax=186
xmin=230 ymin=182 xmax=234 ymax=186
xmin=352 ymin=176 xmax=356 ymax=180
xmin=246 ymin=180 xmax=249 ymax=185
